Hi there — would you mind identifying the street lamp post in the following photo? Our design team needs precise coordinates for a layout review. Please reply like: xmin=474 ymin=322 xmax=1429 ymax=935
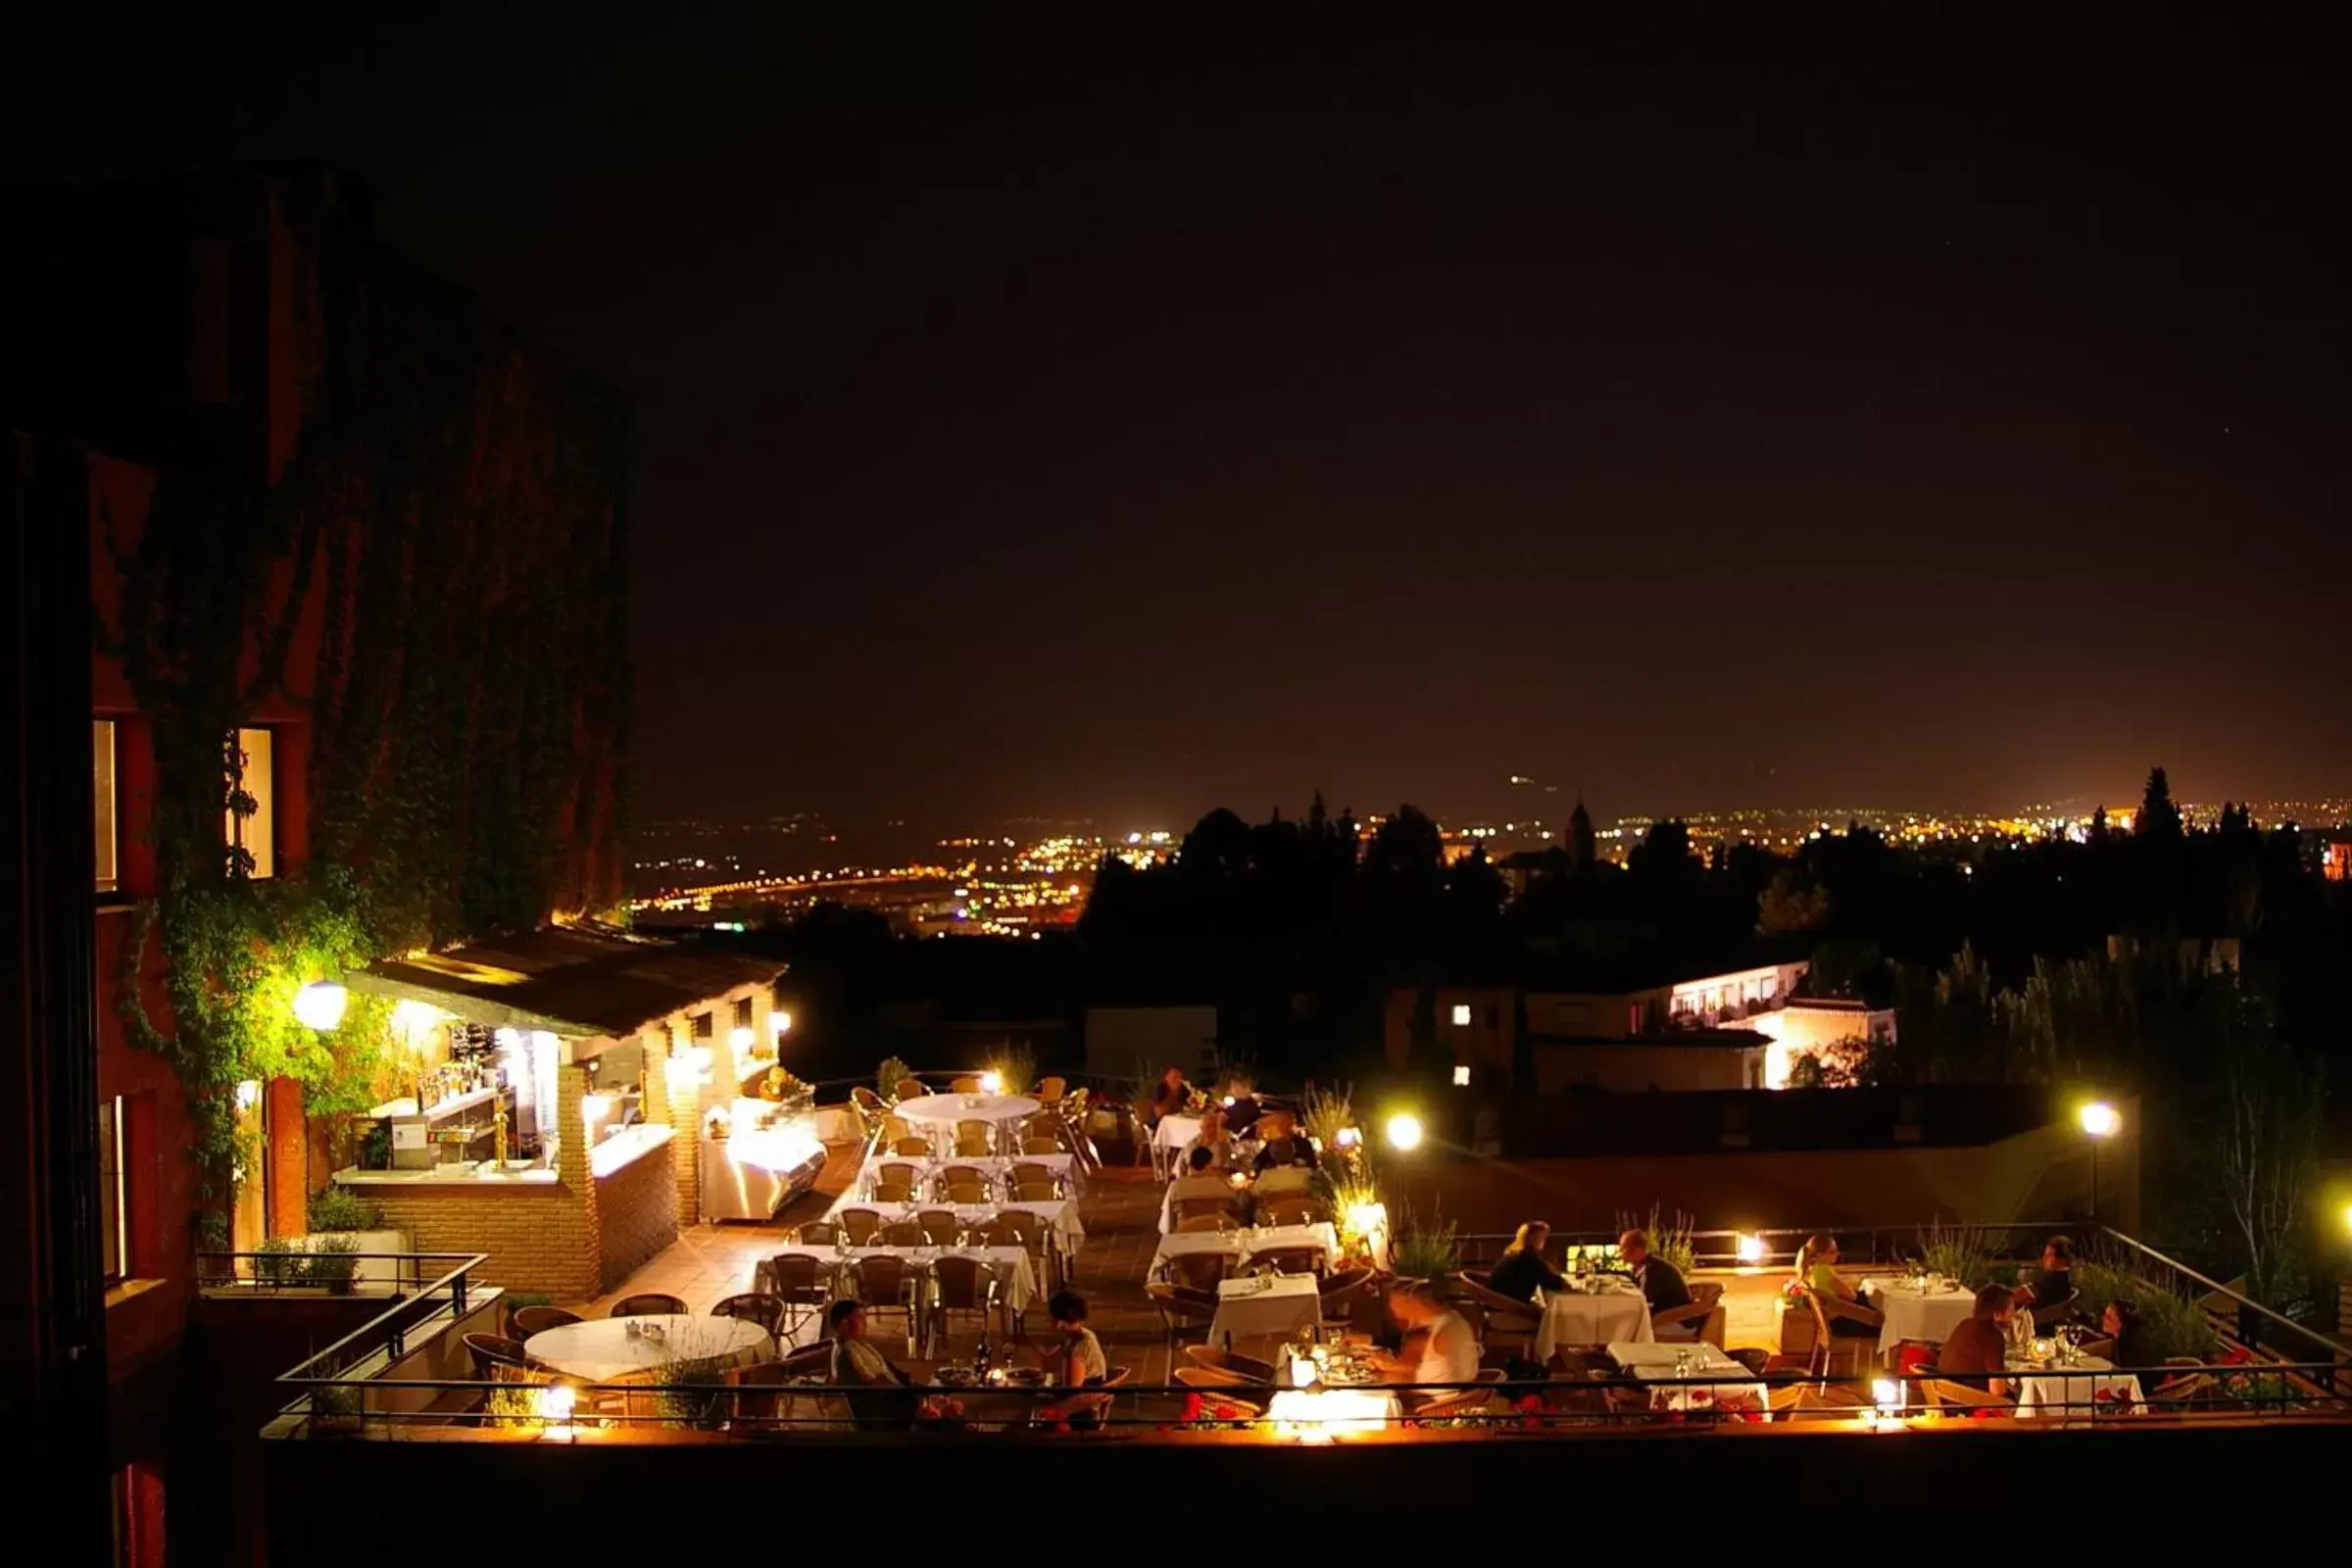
xmin=2079 ymin=1101 xmax=2122 ymax=1221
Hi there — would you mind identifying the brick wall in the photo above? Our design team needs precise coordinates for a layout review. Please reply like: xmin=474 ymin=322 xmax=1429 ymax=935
xmin=643 ymin=1033 xmax=701 ymax=1225
xmin=595 ymin=1139 xmax=680 ymax=1294
xmin=365 ymin=1183 xmax=597 ymax=1300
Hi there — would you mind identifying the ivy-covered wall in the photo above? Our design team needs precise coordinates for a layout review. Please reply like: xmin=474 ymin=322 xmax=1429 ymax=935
xmin=89 ymin=173 xmax=631 ymax=1242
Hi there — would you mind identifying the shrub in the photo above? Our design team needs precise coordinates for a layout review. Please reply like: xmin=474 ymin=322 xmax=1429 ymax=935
xmin=307 ymin=1186 xmax=381 ymax=1234
xmin=253 ymin=1235 xmax=304 ymax=1284
xmin=876 ymin=1056 xmax=915 ymax=1101
xmin=1615 ymin=1203 xmax=1695 ymax=1277
xmin=1916 ymin=1217 xmax=1992 ymax=1287
xmin=1392 ymin=1204 xmax=1460 ymax=1281
xmin=304 ymin=1234 xmax=363 ymax=1291
xmin=2071 ymin=1261 xmax=2220 ymax=1361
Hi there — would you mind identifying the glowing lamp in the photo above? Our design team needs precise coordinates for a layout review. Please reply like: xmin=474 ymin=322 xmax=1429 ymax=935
xmin=292 ymin=980 xmax=347 ymax=1032
xmin=1344 ymin=1201 xmax=1389 ymax=1238
xmin=728 ymin=1025 xmax=754 ymax=1053
xmin=1734 ymin=1233 xmax=1766 ymax=1265
xmin=390 ymin=999 xmax=443 ymax=1042
xmin=537 ymin=1384 xmax=576 ymax=1421
xmin=2342 ymin=1202 xmax=2352 ymax=1237
xmin=1333 ymin=1126 xmax=1361 ymax=1151
xmin=1873 ymin=1378 xmax=1903 ymax=1414
xmin=771 ymin=1009 xmax=793 ymax=1038
xmin=2079 ymin=1102 xmax=2122 ymax=1138
xmin=1451 ymin=1064 xmax=1471 ymax=1087
xmin=1385 ymin=1113 xmax=1424 ymax=1152
xmin=1228 ymin=1170 xmax=1250 ymax=1190
xmin=1222 ymin=1095 xmax=1237 ymax=1107
xmin=979 ymin=1070 xmax=1004 ymax=1094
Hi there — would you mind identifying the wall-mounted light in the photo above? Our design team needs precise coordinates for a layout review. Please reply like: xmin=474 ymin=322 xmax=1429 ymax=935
xmin=1385 ymin=1113 xmax=1424 ymax=1152
xmin=2079 ymin=1102 xmax=2122 ymax=1138
xmin=979 ymin=1070 xmax=1004 ymax=1094
xmin=728 ymin=1025 xmax=754 ymax=1054
xmin=1451 ymin=1065 xmax=1471 ymax=1087
xmin=770 ymin=1009 xmax=792 ymax=1039
xmin=1449 ymin=1004 xmax=1472 ymax=1026
xmin=292 ymin=980 xmax=347 ymax=1032
xmin=1735 ymin=1233 xmax=1766 ymax=1265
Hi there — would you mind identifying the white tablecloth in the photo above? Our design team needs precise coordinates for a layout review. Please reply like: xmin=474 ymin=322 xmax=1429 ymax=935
xmin=1863 ymin=1281 xmax=1978 ymax=1357
xmin=1209 ymin=1273 xmax=1323 ymax=1348
xmin=758 ymin=1245 xmax=1042 ymax=1314
xmin=1151 ymin=1223 xmax=1343 ymax=1279
xmin=1608 ymin=1341 xmax=1768 ymax=1417
xmin=1152 ymin=1114 xmax=1204 ymax=1176
xmin=858 ymin=1151 xmax=1082 ymax=1196
xmin=821 ymin=1196 xmax=1086 ymax=1256
xmin=1535 ymin=1285 xmax=1654 ymax=1360
xmin=2010 ymin=1354 xmax=2144 ymax=1421
xmin=894 ymin=1094 xmax=1041 ymax=1130
xmin=525 ymin=1315 xmax=772 ymax=1383
xmin=812 ymin=1105 xmax=864 ymax=1143
xmin=1268 ymin=1387 xmax=1400 ymax=1436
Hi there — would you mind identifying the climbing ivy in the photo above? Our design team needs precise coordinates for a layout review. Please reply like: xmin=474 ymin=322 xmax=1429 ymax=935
xmin=109 ymin=204 xmax=629 ymax=1244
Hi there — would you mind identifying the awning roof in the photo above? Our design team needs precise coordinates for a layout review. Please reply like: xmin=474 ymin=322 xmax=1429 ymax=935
xmin=347 ymin=926 xmax=783 ymax=1040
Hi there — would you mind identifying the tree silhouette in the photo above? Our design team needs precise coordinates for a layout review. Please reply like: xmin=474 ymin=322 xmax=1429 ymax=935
xmin=2136 ymin=766 xmax=2183 ymax=840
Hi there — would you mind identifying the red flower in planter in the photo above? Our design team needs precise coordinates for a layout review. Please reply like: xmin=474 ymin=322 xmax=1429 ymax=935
xmin=1181 ymin=1393 xmax=1204 ymax=1423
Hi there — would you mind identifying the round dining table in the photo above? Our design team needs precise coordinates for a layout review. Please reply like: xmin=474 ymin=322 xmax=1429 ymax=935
xmin=524 ymin=1314 xmax=772 ymax=1383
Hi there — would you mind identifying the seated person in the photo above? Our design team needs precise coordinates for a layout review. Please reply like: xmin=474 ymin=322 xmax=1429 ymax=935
xmin=2012 ymin=1235 xmax=2075 ymax=1316
xmin=1188 ymin=1106 xmax=1234 ymax=1169
xmin=1487 ymin=1221 xmax=1570 ymax=1302
xmin=2085 ymin=1298 xmax=2157 ymax=1368
xmin=1146 ymin=1065 xmax=1194 ymax=1127
xmin=1222 ymin=1093 xmax=1265 ymax=1134
xmin=1036 ymin=1290 xmax=1111 ymax=1428
xmin=1933 ymin=1283 xmax=2015 ymax=1396
xmin=1797 ymin=1235 xmax=1877 ymax=1335
xmin=1619 ymin=1227 xmax=1693 ymax=1313
xmin=1370 ymin=1282 xmax=1480 ymax=1404
xmin=1251 ymin=1110 xmax=1318 ymax=1172
xmin=828 ymin=1298 xmax=961 ymax=1427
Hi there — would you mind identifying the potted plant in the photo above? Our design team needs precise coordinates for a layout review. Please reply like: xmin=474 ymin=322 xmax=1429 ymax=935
xmin=876 ymin=1056 xmax=915 ymax=1102
xmin=308 ymin=1382 xmax=363 ymax=1436
xmin=305 ymin=1235 xmax=364 ymax=1296
xmin=1391 ymin=1207 xmax=1460 ymax=1285
xmin=306 ymin=1187 xmax=405 ymax=1259
xmin=252 ymin=1235 xmax=304 ymax=1287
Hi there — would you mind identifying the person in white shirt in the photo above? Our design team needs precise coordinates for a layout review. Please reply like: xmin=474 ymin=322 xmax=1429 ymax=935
xmin=1373 ymin=1283 xmax=1480 ymax=1401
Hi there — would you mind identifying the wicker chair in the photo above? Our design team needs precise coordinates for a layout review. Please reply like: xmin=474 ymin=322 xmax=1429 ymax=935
xmin=876 ymin=1161 xmax=922 ymax=1191
xmin=837 ymin=1207 xmax=883 ymax=1246
xmin=954 ymin=1121 xmax=995 ymax=1158
xmin=950 ymin=1075 xmax=981 ymax=1093
xmin=1317 ymin=1266 xmax=1374 ymax=1329
xmin=510 ymin=1304 xmax=582 ymax=1338
xmin=710 ymin=1293 xmax=787 ymax=1336
xmin=930 ymin=1254 xmax=999 ymax=1355
xmin=1010 ymin=1178 xmax=1059 ymax=1203
xmin=1254 ymin=1247 xmax=1322 ymax=1277
xmin=1008 ymin=1162 xmax=1061 ymax=1197
xmin=1448 ymin=1271 xmax=1542 ymax=1356
xmin=1022 ymin=1136 xmax=1065 ymax=1156
xmin=874 ymin=1180 xmax=916 ymax=1204
xmin=945 ymin=1181 xmax=990 ymax=1205
xmin=1184 ymin=1344 xmax=1279 ymax=1383
xmin=891 ymin=1137 xmax=932 ymax=1157
xmin=893 ymin=1077 xmax=927 ymax=1103
xmin=464 ymin=1332 xmax=532 ymax=1382
xmin=1035 ymin=1075 xmax=1067 ymax=1102
xmin=765 ymin=1254 xmax=830 ymax=1339
xmin=1924 ymin=1379 xmax=2016 ymax=1412
xmin=849 ymin=1085 xmax=889 ymax=1130
xmin=914 ymin=1208 xmax=963 ymax=1247
xmin=1147 ymin=1282 xmax=1219 ymax=1348
xmin=794 ymin=1221 xmax=839 ymax=1248
xmin=940 ymin=1163 xmax=989 ymax=1192
xmin=1177 ymin=1211 xmax=1239 ymax=1234
xmin=880 ymin=1220 xmax=926 ymax=1248
xmin=853 ymin=1255 xmax=918 ymax=1352
xmin=1166 ymin=1250 xmax=1231 ymax=1293
xmin=1256 ymin=1196 xmax=1330 ymax=1228
xmin=1652 ymin=1283 xmax=1728 ymax=1347
xmin=1806 ymin=1289 xmax=1883 ymax=1377
xmin=609 ymin=1293 xmax=687 ymax=1319
xmin=1174 ymin=1368 xmax=1266 ymax=1420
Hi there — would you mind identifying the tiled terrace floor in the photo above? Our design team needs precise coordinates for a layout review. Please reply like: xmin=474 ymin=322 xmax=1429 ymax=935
xmin=576 ymin=1139 xmax=1803 ymax=1384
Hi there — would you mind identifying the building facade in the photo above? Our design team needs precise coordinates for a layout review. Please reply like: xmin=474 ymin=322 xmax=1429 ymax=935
xmin=8 ymin=170 xmax=629 ymax=1565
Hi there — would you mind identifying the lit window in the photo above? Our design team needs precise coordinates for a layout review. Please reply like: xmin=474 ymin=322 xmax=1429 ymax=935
xmin=93 ymin=719 xmax=118 ymax=894
xmin=1449 ymin=1004 xmax=1472 ymax=1027
xmin=99 ymin=1097 xmax=126 ymax=1284
xmin=1451 ymin=1064 xmax=1471 ymax=1087
xmin=225 ymin=727 xmax=274 ymax=880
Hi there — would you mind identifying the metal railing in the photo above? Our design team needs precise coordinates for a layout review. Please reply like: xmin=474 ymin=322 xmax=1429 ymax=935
xmin=271 ymin=1359 xmax=2352 ymax=1442
xmin=2087 ymin=1225 xmax=2349 ymax=1378
xmin=274 ymin=1252 xmax=489 ymax=1383
xmin=198 ymin=1250 xmax=474 ymax=1298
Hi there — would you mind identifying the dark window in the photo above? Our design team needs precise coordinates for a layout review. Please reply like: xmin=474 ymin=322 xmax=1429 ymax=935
xmin=99 ymin=1097 xmax=126 ymax=1284
xmin=691 ymin=1011 xmax=714 ymax=1039
xmin=732 ymin=996 xmax=753 ymax=1031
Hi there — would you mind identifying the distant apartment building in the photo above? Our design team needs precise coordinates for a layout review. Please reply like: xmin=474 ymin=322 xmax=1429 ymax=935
xmin=1391 ymin=958 xmax=1894 ymax=1094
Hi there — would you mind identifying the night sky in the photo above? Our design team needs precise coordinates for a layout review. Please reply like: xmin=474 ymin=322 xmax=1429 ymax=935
xmin=12 ymin=18 xmax=2348 ymax=827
